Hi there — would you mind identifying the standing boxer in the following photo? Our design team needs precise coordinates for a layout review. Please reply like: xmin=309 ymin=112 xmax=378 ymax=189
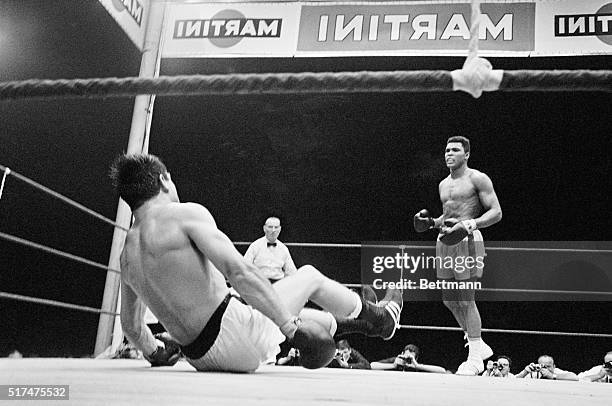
xmin=414 ymin=136 xmax=501 ymax=375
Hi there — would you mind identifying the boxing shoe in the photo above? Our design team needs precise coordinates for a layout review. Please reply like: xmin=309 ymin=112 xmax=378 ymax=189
xmin=361 ymin=285 xmax=378 ymax=304
xmin=463 ymin=333 xmax=494 ymax=360
xmin=479 ymin=341 xmax=494 ymax=360
xmin=456 ymin=357 xmax=484 ymax=376
xmin=358 ymin=287 xmax=403 ymax=340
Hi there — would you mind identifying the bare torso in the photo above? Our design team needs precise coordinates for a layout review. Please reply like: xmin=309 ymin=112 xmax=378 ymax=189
xmin=121 ymin=203 xmax=229 ymax=345
xmin=439 ymin=168 xmax=484 ymax=221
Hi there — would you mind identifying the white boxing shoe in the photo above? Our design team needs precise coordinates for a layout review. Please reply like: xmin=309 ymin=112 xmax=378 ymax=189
xmin=456 ymin=357 xmax=484 ymax=376
xmin=480 ymin=341 xmax=494 ymax=360
xmin=463 ymin=333 xmax=493 ymax=360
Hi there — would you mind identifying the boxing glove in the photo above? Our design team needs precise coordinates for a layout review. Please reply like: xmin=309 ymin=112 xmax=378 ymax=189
xmin=413 ymin=209 xmax=435 ymax=233
xmin=281 ymin=317 xmax=336 ymax=369
xmin=440 ymin=219 xmax=476 ymax=246
xmin=145 ymin=333 xmax=182 ymax=367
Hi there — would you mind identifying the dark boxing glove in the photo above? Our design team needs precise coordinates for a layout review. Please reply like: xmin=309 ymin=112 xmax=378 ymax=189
xmin=280 ymin=317 xmax=336 ymax=370
xmin=439 ymin=218 xmax=477 ymax=246
xmin=145 ymin=333 xmax=182 ymax=367
xmin=413 ymin=209 xmax=435 ymax=233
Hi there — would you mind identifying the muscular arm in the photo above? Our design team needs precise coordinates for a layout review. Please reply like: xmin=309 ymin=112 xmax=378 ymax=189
xmin=472 ymin=172 xmax=502 ymax=229
xmin=182 ymin=204 xmax=293 ymax=328
xmin=120 ymin=264 xmax=157 ymax=356
xmin=432 ymin=183 xmax=446 ymax=228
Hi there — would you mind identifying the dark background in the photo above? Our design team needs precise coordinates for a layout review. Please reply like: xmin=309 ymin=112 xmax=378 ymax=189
xmin=0 ymin=1 xmax=610 ymax=374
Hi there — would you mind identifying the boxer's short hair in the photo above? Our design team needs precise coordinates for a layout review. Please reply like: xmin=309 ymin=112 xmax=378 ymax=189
xmin=446 ymin=136 xmax=471 ymax=154
xmin=110 ymin=153 xmax=168 ymax=210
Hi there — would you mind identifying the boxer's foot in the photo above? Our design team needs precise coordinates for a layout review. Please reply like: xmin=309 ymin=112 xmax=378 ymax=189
xmin=358 ymin=288 xmax=402 ymax=340
xmin=456 ymin=357 xmax=484 ymax=375
xmin=361 ymin=285 xmax=378 ymax=304
xmin=463 ymin=333 xmax=493 ymax=360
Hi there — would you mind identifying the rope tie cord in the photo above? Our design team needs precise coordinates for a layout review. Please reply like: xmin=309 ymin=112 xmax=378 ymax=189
xmin=450 ymin=0 xmax=503 ymax=98
xmin=0 ymin=70 xmax=610 ymax=101
xmin=467 ymin=0 xmax=482 ymax=62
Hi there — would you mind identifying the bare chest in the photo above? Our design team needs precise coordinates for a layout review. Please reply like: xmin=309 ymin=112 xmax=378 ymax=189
xmin=440 ymin=177 xmax=477 ymax=202
xmin=440 ymin=178 xmax=482 ymax=217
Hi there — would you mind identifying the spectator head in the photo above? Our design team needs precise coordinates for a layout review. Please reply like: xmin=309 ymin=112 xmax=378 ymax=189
xmin=336 ymin=339 xmax=352 ymax=362
xmin=603 ymin=351 xmax=612 ymax=369
xmin=337 ymin=339 xmax=352 ymax=352
xmin=537 ymin=355 xmax=555 ymax=373
xmin=496 ymin=355 xmax=512 ymax=376
xmin=401 ymin=344 xmax=420 ymax=361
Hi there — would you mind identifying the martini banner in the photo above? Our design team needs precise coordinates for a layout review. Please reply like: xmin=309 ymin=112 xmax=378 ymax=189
xmin=150 ymin=0 xmax=612 ymax=58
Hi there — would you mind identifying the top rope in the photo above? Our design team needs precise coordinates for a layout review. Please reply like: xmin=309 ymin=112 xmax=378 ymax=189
xmin=0 ymin=70 xmax=610 ymax=101
xmin=1 ymin=1 xmax=611 ymax=100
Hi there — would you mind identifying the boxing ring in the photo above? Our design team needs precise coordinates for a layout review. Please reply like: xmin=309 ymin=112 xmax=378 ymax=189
xmin=2 ymin=0 xmax=612 ymax=403
xmin=2 ymin=137 xmax=612 ymax=405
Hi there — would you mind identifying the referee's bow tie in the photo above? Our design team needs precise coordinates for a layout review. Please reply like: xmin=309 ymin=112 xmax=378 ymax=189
xmin=267 ymin=242 xmax=277 ymax=247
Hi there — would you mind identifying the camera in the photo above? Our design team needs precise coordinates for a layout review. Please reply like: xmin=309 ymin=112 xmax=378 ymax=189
xmin=528 ymin=363 xmax=542 ymax=372
xmin=492 ymin=362 xmax=503 ymax=371
xmin=603 ymin=361 xmax=612 ymax=370
xmin=399 ymin=355 xmax=413 ymax=363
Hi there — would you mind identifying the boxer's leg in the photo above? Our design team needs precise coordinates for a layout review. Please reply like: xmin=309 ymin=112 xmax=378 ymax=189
xmin=273 ymin=265 xmax=402 ymax=339
xmin=442 ymin=284 xmax=485 ymax=375
xmin=441 ymin=282 xmax=478 ymax=336
xmin=273 ymin=265 xmax=360 ymax=317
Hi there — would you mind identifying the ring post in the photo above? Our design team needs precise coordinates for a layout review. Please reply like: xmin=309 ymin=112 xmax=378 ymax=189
xmin=94 ymin=0 xmax=166 ymax=357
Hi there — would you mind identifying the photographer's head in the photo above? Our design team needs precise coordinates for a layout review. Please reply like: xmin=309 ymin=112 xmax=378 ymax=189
xmin=401 ymin=344 xmax=420 ymax=361
xmin=602 ymin=351 xmax=612 ymax=371
xmin=336 ymin=339 xmax=351 ymax=352
xmin=336 ymin=339 xmax=352 ymax=361
xmin=496 ymin=355 xmax=511 ymax=376
xmin=537 ymin=355 xmax=555 ymax=373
